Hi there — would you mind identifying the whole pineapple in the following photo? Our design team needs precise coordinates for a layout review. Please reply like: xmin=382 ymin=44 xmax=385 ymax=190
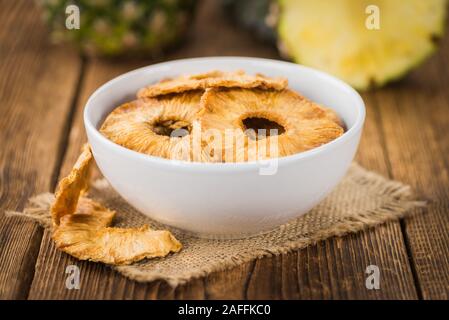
xmin=39 ymin=0 xmax=197 ymax=57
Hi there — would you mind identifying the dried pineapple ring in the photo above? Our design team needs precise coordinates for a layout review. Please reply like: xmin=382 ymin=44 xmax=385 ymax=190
xmin=321 ymin=106 xmax=345 ymax=129
xmin=50 ymin=145 xmax=182 ymax=265
xmin=137 ymin=70 xmax=288 ymax=98
xmin=199 ymin=88 xmax=345 ymax=162
xmin=51 ymin=143 xmax=92 ymax=226
xmin=100 ymin=91 xmax=209 ymax=161
xmin=53 ymin=197 xmax=182 ymax=265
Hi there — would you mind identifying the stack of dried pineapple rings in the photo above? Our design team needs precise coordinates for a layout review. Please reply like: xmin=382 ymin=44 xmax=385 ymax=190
xmin=102 ymin=70 xmax=344 ymax=163
xmin=52 ymin=70 xmax=344 ymax=265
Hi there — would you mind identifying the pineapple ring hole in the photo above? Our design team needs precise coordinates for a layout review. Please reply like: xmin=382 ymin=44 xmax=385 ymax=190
xmin=152 ymin=119 xmax=191 ymax=138
xmin=241 ymin=116 xmax=285 ymax=140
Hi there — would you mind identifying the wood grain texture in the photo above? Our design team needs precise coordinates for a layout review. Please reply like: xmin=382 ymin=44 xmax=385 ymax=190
xmin=372 ymin=38 xmax=449 ymax=299
xmin=0 ymin=1 xmax=81 ymax=299
xmin=246 ymin=225 xmax=418 ymax=300
xmin=27 ymin=0 xmax=418 ymax=300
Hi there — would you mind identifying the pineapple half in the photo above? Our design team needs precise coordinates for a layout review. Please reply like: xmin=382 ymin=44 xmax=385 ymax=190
xmin=278 ymin=0 xmax=447 ymax=89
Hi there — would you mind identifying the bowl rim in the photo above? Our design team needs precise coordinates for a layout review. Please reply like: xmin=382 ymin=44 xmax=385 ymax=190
xmin=84 ymin=56 xmax=365 ymax=172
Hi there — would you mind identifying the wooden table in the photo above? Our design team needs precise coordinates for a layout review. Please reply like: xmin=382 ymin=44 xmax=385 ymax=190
xmin=1 ymin=0 xmax=448 ymax=300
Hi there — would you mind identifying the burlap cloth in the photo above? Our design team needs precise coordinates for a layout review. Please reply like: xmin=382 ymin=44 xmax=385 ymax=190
xmin=7 ymin=163 xmax=423 ymax=287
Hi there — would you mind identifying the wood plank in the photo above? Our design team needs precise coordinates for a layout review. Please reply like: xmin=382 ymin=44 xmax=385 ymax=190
xmin=0 ymin=1 xmax=82 ymax=299
xmin=374 ymin=36 xmax=449 ymax=299
xmin=247 ymin=226 xmax=417 ymax=300
xmin=28 ymin=0 xmax=417 ymax=299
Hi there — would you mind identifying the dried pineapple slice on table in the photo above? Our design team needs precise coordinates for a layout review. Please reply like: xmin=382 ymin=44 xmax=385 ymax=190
xmin=278 ymin=0 xmax=447 ymax=89
xmin=51 ymin=144 xmax=93 ymax=227
xmin=50 ymin=144 xmax=182 ymax=265
xmin=53 ymin=205 xmax=182 ymax=265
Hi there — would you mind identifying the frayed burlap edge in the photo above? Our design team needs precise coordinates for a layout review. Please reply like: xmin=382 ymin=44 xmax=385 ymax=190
xmin=5 ymin=163 xmax=425 ymax=287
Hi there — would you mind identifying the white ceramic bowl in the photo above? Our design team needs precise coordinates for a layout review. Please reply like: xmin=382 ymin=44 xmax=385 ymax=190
xmin=84 ymin=57 xmax=365 ymax=238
